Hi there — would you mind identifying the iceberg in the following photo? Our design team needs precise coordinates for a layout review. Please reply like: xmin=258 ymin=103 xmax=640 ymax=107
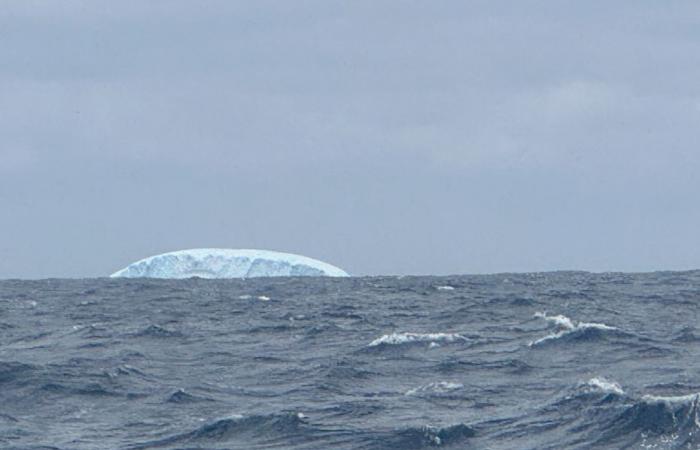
xmin=110 ymin=248 xmax=349 ymax=279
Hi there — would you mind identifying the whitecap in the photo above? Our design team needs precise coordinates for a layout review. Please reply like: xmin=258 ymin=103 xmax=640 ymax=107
xmin=642 ymin=392 xmax=700 ymax=405
xmin=368 ymin=332 xmax=467 ymax=347
xmin=585 ymin=377 xmax=625 ymax=395
xmin=529 ymin=312 xmax=617 ymax=346
xmin=257 ymin=296 xmax=271 ymax=301
xmin=436 ymin=285 xmax=455 ymax=291
xmin=405 ymin=381 xmax=464 ymax=396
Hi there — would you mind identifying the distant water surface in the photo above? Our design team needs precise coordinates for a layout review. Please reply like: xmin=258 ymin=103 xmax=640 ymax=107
xmin=1 ymin=272 xmax=700 ymax=449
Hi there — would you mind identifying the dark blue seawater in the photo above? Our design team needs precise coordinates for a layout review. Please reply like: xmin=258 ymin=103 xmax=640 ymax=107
xmin=2 ymin=272 xmax=700 ymax=449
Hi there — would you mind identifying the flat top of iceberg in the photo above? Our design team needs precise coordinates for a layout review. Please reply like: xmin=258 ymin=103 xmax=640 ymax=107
xmin=111 ymin=248 xmax=349 ymax=279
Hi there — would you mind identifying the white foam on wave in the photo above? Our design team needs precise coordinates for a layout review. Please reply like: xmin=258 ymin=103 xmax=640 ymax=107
xmin=368 ymin=332 xmax=467 ymax=347
xmin=405 ymin=381 xmax=464 ymax=396
xmin=529 ymin=312 xmax=617 ymax=346
xmin=585 ymin=377 xmax=625 ymax=395
xmin=582 ymin=378 xmax=700 ymax=406
xmin=642 ymin=392 xmax=700 ymax=405
xmin=435 ymin=285 xmax=455 ymax=291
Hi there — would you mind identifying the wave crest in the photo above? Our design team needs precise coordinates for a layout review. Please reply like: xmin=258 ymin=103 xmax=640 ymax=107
xmin=130 ymin=412 xmax=308 ymax=448
xmin=584 ymin=377 xmax=625 ymax=396
xmin=529 ymin=312 xmax=618 ymax=346
xmin=527 ymin=379 xmax=700 ymax=448
xmin=405 ymin=381 xmax=464 ymax=397
xmin=379 ymin=424 xmax=475 ymax=449
xmin=600 ymin=392 xmax=700 ymax=448
xmin=368 ymin=332 xmax=467 ymax=347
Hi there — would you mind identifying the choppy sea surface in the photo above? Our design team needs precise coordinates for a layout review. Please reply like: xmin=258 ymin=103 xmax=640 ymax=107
xmin=2 ymin=272 xmax=700 ymax=449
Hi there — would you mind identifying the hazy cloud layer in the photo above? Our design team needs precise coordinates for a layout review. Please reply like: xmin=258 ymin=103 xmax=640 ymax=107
xmin=2 ymin=1 xmax=700 ymax=277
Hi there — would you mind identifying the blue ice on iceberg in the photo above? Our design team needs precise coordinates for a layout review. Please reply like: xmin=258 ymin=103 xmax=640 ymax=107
xmin=110 ymin=248 xmax=349 ymax=279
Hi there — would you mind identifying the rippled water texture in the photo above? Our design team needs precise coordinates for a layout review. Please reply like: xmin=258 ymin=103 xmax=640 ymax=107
xmin=2 ymin=272 xmax=700 ymax=449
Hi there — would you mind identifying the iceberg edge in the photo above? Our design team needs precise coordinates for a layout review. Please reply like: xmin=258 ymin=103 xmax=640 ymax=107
xmin=110 ymin=248 xmax=349 ymax=279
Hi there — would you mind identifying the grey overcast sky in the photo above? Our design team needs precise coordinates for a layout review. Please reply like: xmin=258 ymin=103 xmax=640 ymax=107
xmin=2 ymin=1 xmax=700 ymax=278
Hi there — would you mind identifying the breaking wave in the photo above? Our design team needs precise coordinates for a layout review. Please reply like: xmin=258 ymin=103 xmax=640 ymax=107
xmin=405 ymin=381 xmax=464 ymax=397
xmin=583 ymin=377 xmax=625 ymax=396
xmin=529 ymin=312 xmax=619 ymax=346
xmin=511 ymin=378 xmax=700 ymax=448
xmin=368 ymin=332 xmax=467 ymax=347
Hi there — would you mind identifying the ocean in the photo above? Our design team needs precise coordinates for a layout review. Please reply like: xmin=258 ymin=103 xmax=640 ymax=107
xmin=1 ymin=271 xmax=699 ymax=449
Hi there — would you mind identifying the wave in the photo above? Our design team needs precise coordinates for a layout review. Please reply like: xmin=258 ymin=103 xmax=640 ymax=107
xmin=435 ymin=285 xmax=455 ymax=291
xmin=133 ymin=324 xmax=183 ymax=338
xmin=39 ymin=382 xmax=123 ymax=397
xmin=368 ymin=332 xmax=467 ymax=347
xmin=372 ymin=423 xmax=476 ymax=449
xmin=583 ymin=377 xmax=625 ymax=396
xmin=130 ymin=412 xmax=312 ymax=449
xmin=0 ymin=360 xmax=151 ymax=402
xmin=529 ymin=312 xmax=619 ymax=346
xmin=597 ymin=391 xmax=700 ymax=448
xmin=165 ymin=388 xmax=213 ymax=404
xmin=405 ymin=381 xmax=464 ymax=397
xmin=0 ymin=361 xmax=36 ymax=384
xmin=4 ymin=447 xmax=64 ymax=450
xmin=131 ymin=411 xmax=477 ymax=450
xmin=68 ymin=323 xmax=112 ymax=339
xmin=315 ymin=360 xmax=380 ymax=395
xmin=673 ymin=326 xmax=700 ymax=342
xmin=621 ymin=392 xmax=700 ymax=433
xmin=0 ymin=412 xmax=19 ymax=422
xmin=437 ymin=358 xmax=533 ymax=376
xmin=508 ymin=378 xmax=700 ymax=448
xmin=320 ymin=360 xmax=377 ymax=382
xmin=316 ymin=401 xmax=386 ymax=420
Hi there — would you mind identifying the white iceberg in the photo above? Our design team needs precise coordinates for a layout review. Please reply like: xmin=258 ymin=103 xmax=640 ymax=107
xmin=110 ymin=248 xmax=349 ymax=279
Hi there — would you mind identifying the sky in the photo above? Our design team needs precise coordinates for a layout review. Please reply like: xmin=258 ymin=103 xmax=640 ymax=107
xmin=2 ymin=1 xmax=700 ymax=278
